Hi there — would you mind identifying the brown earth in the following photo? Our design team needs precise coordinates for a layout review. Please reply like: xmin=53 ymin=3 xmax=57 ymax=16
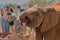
xmin=0 ymin=25 xmax=36 ymax=40
xmin=0 ymin=33 xmax=36 ymax=40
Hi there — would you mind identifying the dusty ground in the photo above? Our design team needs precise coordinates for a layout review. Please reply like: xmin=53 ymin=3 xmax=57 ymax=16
xmin=0 ymin=25 xmax=36 ymax=40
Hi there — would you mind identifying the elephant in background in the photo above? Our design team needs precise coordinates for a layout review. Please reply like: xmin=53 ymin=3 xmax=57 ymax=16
xmin=20 ymin=5 xmax=60 ymax=40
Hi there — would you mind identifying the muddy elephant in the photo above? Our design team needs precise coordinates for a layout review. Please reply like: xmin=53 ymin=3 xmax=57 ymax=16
xmin=20 ymin=5 xmax=60 ymax=40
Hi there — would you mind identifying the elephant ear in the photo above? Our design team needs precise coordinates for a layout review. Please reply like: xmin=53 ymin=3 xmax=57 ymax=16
xmin=41 ymin=8 xmax=59 ymax=32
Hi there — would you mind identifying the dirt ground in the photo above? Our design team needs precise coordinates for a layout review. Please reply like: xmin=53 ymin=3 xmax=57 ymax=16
xmin=0 ymin=33 xmax=36 ymax=40
xmin=0 ymin=25 xmax=36 ymax=40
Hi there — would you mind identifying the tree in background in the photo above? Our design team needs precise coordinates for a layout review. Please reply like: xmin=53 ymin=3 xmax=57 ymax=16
xmin=8 ymin=4 xmax=16 ymax=9
xmin=23 ymin=0 xmax=60 ymax=9
xmin=28 ymin=0 xmax=57 ymax=6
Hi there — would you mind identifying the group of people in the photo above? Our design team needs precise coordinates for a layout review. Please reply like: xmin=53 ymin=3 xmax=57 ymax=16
xmin=0 ymin=5 xmax=25 ymax=34
xmin=0 ymin=5 xmax=35 ymax=37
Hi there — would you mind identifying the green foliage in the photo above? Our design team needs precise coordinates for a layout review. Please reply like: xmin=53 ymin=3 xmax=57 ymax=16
xmin=8 ymin=4 xmax=16 ymax=8
xmin=22 ymin=0 xmax=60 ymax=9
xmin=28 ymin=0 xmax=60 ymax=6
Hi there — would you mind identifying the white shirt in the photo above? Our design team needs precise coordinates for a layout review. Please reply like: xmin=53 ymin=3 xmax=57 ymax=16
xmin=17 ymin=10 xmax=20 ymax=20
xmin=11 ymin=12 xmax=16 ymax=17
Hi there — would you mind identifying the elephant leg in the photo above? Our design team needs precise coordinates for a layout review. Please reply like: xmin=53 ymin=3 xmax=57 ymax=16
xmin=36 ymin=27 xmax=43 ymax=40
xmin=43 ymin=27 xmax=57 ymax=40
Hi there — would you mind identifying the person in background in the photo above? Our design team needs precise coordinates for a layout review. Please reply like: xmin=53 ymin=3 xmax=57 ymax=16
xmin=6 ymin=6 xmax=10 ymax=12
xmin=1 ymin=8 xmax=10 ymax=33
xmin=16 ymin=5 xmax=25 ymax=20
xmin=0 ymin=9 xmax=3 ymax=25
xmin=10 ymin=8 xmax=16 ymax=16
xmin=14 ymin=18 xmax=21 ymax=34
xmin=9 ymin=8 xmax=16 ymax=33
xmin=0 ymin=9 xmax=4 ymax=32
xmin=20 ymin=7 xmax=25 ymax=12
xmin=14 ymin=5 xmax=23 ymax=34
xmin=9 ymin=8 xmax=15 ymax=26
xmin=16 ymin=5 xmax=21 ymax=20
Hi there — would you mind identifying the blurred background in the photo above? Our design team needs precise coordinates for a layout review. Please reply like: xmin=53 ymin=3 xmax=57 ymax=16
xmin=0 ymin=0 xmax=60 ymax=36
xmin=0 ymin=0 xmax=60 ymax=9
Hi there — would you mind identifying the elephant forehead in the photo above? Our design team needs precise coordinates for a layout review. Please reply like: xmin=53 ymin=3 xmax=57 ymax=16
xmin=20 ymin=14 xmax=31 ymax=21
xmin=20 ymin=11 xmax=30 ymax=18
xmin=26 ymin=8 xmax=38 ymax=13
xmin=25 ymin=5 xmax=39 ymax=13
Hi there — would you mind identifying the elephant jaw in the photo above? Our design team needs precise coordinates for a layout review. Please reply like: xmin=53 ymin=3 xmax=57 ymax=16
xmin=20 ymin=12 xmax=44 ymax=28
xmin=20 ymin=5 xmax=44 ymax=28
xmin=25 ymin=15 xmax=44 ymax=28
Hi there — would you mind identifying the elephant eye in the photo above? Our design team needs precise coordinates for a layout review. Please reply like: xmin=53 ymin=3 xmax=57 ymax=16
xmin=25 ymin=16 xmax=32 ymax=24
xmin=31 ymin=12 xmax=39 ymax=16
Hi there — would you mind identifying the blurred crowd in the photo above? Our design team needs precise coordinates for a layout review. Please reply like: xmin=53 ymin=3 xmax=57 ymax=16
xmin=0 ymin=5 xmax=24 ymax=33
xmin=0 ymin=5 xmax=35 ymax=37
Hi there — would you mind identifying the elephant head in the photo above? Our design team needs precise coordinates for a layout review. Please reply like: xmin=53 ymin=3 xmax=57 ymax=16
xmin=20 ymin=5 xmax=59 ymax=32
xmin=20 ymin=5 xmax=44 ymax=28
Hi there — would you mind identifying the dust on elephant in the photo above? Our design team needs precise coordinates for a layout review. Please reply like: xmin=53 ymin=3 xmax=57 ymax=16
xmin=20 ymin=5 xmax=60 ymax=40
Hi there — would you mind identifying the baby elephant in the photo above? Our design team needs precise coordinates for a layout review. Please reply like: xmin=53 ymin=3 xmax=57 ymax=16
xmin=20 ymin=5 xmax=60 ymax=40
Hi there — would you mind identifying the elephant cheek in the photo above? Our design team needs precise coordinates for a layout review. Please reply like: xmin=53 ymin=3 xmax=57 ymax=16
xmin=32 ymin=16 xmax=44 ymax=28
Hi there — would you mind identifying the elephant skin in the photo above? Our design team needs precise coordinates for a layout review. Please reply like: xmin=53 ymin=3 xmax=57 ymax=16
xmin=52 ymin=2 xmax=60 ymax=11
xmin=20 ymin=5 xmax=60 ymax=40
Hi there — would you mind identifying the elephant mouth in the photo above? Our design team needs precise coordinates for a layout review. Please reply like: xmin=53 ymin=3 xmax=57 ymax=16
xmin=24 ymin=17 xmax=43 ymax=28
xmin=25 ymin=16 xmax=32 ymax=25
